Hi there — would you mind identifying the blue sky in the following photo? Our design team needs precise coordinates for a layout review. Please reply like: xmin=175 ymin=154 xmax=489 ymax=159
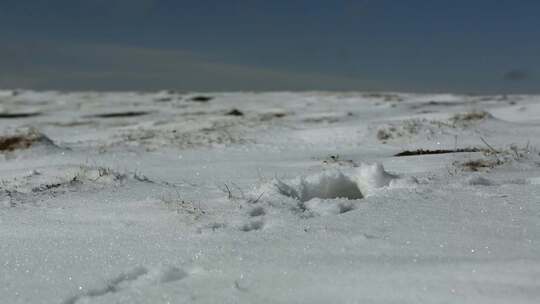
xmin=1 ymin=0 xmax=539 ymax=93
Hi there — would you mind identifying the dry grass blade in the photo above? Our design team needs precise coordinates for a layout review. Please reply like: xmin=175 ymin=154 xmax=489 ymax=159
xmin=479 ymin=137 xmax=499 ymax=155
xmin=394 ymin=148 xmax=481 ymax=157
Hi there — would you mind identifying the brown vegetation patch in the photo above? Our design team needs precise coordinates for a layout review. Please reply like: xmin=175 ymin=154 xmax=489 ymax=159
xmin=0 ymin=130 xmax=52 ymax=152
xmin=0 ymin=129 xmax=56 ymax=152
xmin=0 ymin=135 xmax=36 ymax=151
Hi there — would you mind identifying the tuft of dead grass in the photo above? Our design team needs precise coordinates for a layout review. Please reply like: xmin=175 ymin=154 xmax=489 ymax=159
xmin=376 ymin=120 xmax=422 ymax=142
xmin=454 ymin=139 xmax=535 ymax=172
xmin=450 ymin=111 xmax=490 ymax=125
xmin=459 ymin=159 xmax=503 ymax=172
xmin=160 ymin=191 xmax=206 ymax=218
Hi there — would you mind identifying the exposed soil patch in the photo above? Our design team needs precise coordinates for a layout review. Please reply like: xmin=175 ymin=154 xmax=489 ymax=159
xmin=0 ymin=112 xmax=42 ymax=119
xmin=226 ymin=109 xmax=244 ymax=116
xmin=87 ymin=111 xmax=150 ymax=119
xmin=394 ymin=148 xmax=482 ymax=157
xmin=189 ymin=96 xmax=213 ymax=102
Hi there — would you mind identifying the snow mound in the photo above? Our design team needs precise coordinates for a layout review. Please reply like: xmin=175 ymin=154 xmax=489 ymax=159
xmin=270 ymin=163 xmax=410 ymax=203
xmin=255 ymin=163 xmax=416 ymax=217
xmin=354 ymin=163 xmax=400 ymax=196
xmin=303 ymin=198 xmax=356 ymax=216
xmin=275 ymin=170 xmax=363 ymax=202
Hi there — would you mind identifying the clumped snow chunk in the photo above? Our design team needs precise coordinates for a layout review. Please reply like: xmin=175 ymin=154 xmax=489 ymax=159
xmin=303 ymin=198 xmax=356 ymax=216
xmin=275 ymin=170 xmax=363 ymax=202
xmin=270 ymin=163 xmax=409 ymax=203
xmin=354 ymin=163 xmax=399 ymax=196
xmin=257 ymin=164 xmax=415 ymax=217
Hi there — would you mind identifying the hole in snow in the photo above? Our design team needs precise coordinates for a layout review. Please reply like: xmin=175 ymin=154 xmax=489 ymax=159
xmin=276 ymin=171 xmax=363 ymax=202
xmin=263 ymin=164 xmax=415 ymax=217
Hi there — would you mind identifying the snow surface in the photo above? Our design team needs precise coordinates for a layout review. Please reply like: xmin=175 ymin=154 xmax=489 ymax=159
xmin=1 ymin=90 xmax=540 ymax=303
